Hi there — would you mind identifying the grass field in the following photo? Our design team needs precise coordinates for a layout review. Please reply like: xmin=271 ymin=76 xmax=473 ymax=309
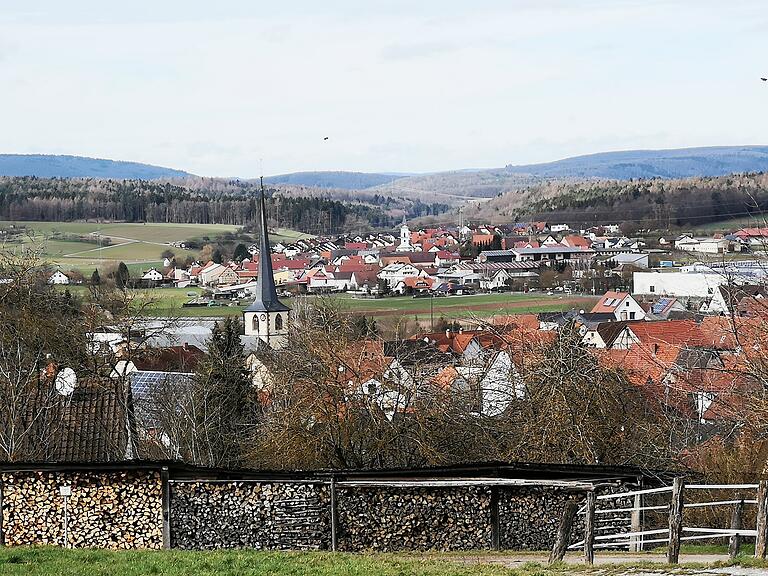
xmin=0 ymin=221 xmax=312 ymax=274
xmin=0 ymin=547 xmax=764 ymax=576
xmin=61 ymin=288 xmax=594 ymax=320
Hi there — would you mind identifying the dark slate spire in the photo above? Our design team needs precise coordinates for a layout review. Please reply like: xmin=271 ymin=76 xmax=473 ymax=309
xmin=245 ymin=181 xmax=290 ymax=313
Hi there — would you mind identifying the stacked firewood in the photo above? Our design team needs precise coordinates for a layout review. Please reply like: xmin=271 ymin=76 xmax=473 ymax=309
xmin=337 ymin=487 xmax=491 ymax=551
xmin=170 ymin=482 xmax=330 ymax=550
xmin=499 ymin=487 xmax=586 ymax=550
xmin=0 ymin=471 xmax=163 ymax=549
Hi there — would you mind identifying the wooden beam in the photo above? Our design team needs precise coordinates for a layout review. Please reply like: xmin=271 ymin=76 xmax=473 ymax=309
xmin=490 ymin=486 xmax=500 ymax=551
xmin=330 ymin=476 xmax=338 ymax=552
xmin=584 ymin=492 xmax=596 ymax=565
xmin=728 ymin=499 xmax=744 ymax=560
xmin=667 ymin=477 xmax=685 ymax=564
xmin=756 ymin=480 xmax=768 ymax=559
xmin=549 ymin=499 xmax=578 ymax=564
xmin=0 ymin=479 xmax=4 ymax=547
xmin=629 ymin=492 xmax=642 ymax=552
xmin=161 ymin=467 xmax=171 ymax=550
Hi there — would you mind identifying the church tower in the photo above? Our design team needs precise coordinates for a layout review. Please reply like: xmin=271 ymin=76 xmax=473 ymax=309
xmin=243 ymin=184 xmax=290 ymax=349
xmin=396 ymin=215 xmax=412 ymax=252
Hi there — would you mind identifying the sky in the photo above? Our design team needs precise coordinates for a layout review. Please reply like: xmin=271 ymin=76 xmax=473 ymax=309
xmin=0 ymin=0 xmax=767 ymax=177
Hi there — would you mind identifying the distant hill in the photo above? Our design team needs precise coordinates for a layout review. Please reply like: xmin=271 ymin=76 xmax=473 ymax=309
xmin=379 ymin=146 xmax=768 ymax=209
xmin=0 ymin=154 xmax=191 ymax=179
xmin=265 ymin=171 xmax=407 ymax=190
xmin=504 ymin=146 xmax=768 ymax=179
xmin=473 ymin=171 xmax=768 ymax=230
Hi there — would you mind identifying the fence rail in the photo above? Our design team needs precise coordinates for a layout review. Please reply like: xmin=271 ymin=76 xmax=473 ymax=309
xmin=551 ymin=479 xmax=768 ymax=566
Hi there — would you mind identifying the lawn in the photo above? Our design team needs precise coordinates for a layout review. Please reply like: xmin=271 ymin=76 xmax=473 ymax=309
xmin=0 ymin=547 xmax=765 ymax=576
xmin=1 ymin=221 xmax=313 ymax=273
xmin=88 ymin=290 xmax=596 ymax=320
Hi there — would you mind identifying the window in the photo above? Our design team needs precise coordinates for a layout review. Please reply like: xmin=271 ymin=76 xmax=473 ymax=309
xmin=707 ymin=287 xmax=714 ymax=295
xmin=650 ymin=286 xmax=655 ymax=293
xmin=629 ymin=312 xmax=636 ymax=319
xmin=275 ymin=314 xmax=283 ymax=330
xmin=625 ymin=301 xmax=630 ymax=307
xmin=252 ymin=316 xmax=259 ymax=332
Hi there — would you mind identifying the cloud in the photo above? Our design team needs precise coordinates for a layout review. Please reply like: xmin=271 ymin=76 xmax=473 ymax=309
xmin=380 ymin=41 xmax=458 ymax=61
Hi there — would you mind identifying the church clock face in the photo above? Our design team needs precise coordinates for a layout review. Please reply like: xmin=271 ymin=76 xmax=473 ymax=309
xmin=260 ymin=314 xmax=267 ymax=321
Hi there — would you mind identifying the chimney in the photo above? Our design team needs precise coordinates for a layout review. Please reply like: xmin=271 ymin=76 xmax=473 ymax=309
xmin=183 ymin=342 xmax=189 ymax=351
xmin=445 ymin=329 xmax=451 ymax=339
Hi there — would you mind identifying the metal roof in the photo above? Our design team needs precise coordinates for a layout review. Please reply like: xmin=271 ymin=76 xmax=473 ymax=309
xmin=245 ymin=186 xmax=290 ymax=313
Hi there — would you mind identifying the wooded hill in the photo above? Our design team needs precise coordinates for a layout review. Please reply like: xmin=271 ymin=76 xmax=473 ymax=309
xmin=0 ymin=176 xmax=426 ymax=235
xmin=473 ymin=172 xmax=768 ymax=229
xmin=0 ymin=154 xmax=191 ymax=179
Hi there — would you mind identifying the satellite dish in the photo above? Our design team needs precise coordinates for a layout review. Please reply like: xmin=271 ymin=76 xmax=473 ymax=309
xmin=55 ymin=368 xmax=77 ymax=396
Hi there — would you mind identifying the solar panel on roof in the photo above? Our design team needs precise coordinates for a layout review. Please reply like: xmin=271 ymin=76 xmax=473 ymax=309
xmin=651 ymin=297 xmax=674 ymax=315
xmin=129 ymin=371 xmax=194 ymax=399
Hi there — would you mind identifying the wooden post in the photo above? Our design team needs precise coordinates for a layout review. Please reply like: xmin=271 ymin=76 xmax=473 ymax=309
xmin=0 ymin=479 xmax=4 ymax=547
xmin=728 ymin=499 xmax=744 ymax=560
xmin=490 ymin=486 xmax=501 ymax=551
xmin=330 ymin=476 xmax=338 ymax=552
xmin=160 ymin=467 xmax=171 ymax=550
xmin=667 ymin=477 xmax=685 ymax=564
xmin=584 ymin=492 xmax=596 ymax=565
xmin=629 ymin=492 xmax=642 ymax=552
xmin=548 ymin=499 xmax=578 ymax=564
xmin=756 ymin=480 xmax=768 ymax=559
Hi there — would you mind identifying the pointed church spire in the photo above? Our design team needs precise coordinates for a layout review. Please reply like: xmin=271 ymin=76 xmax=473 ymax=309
xmin=245 ymin=179 xmax=289 ymax=313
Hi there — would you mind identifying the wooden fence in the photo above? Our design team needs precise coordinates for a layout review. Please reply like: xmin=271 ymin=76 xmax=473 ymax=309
xmin=550 ymin=479 xmax=768 ymax=564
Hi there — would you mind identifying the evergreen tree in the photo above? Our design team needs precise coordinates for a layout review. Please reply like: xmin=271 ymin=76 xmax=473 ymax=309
xmin=194 ymin=317 xmax=255 ymax=467
xmin=91 ymin=269 xmax=101 ymax=286
xmin=233 ymin=243 xmax=250 ymax=262
xmin=115 ymin=262 xmax=130 ymax=289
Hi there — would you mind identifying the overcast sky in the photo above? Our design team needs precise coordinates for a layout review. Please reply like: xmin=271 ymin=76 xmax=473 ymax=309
xmin=0 ymin=0 xmax=766 ymax=176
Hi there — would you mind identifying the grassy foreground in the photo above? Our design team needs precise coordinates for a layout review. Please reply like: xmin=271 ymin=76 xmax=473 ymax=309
xmin=1 ymin=548 xmax=766 ymax=576
xmin=0 ymin=548 xmax=513 ymax=576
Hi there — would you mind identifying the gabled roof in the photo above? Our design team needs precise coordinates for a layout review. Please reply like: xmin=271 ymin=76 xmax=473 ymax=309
xmin=591 ymin=291 xmax=631 ymax=313
xmin=626 ymin=319 xmax=705 ymax=347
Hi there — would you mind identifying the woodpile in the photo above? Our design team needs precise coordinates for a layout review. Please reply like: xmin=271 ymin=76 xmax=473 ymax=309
xmin=500 ymin=487 xmax=586 ymax=550
xmin=336 ymin=487 xmax=491 ymax=551
xmin=0 ymin=471 xmax=162 ymax=549
xmin=0 ymin=469 xmax=633 ymax=552
xmin=170 ymin=482 xmax=330 ymax=550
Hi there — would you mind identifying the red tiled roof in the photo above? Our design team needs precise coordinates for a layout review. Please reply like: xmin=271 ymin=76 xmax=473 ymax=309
xmin=591 ymin=291 xmax=630 ymax=313
xmin=627 ymin=320 xmax=706 ymax=347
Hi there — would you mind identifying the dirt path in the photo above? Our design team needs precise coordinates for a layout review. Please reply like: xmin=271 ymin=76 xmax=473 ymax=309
xmin=451 ymin=552 xmax=762 ymax=574
xmin=348 ymin=296 xmax=597 ymax=317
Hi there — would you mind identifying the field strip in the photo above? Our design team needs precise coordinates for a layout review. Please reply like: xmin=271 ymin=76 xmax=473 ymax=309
xmin=64 ymin=240 xmax=137 ymax=257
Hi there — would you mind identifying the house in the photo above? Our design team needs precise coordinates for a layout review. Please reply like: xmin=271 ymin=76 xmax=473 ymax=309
xmin=633 ymin=271 xmax=730 ymax=299
xmin=674 ymin=235 xmax=731 ymax=254
xmin=199 ymin=262 xmax=226 ymax=286
xmin=608 ymin=319 xmax=704 ymax=350
xmin=141 ymin=268 xmax=164 ymax=282
xmin=591 ymin=291 xmax=646 ymax=321
xmin=550 ymin=224 xmax=570 ymax=233
xmin=393 ymin=276 xmax=435 ymax=295
xmin=48 ymin=270 xmax=70 ymax=285
xmin=581 ymin=321 xmax=629 ymax=349
xmin=647 ymin=297 xmax=688 ymax=320
xmin=377 ymin=262 xmax=425 ymax=289
xmin=705 ymin=284 xmax=768 ymax=315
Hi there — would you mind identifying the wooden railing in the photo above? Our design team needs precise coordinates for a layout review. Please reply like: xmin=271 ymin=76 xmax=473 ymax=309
xmin=551 ymin=479 xmax=768 ymax=565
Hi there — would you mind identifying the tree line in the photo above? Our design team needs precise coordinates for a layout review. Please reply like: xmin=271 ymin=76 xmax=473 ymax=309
xmin=0 ymin=176 xmax=405 ymax=234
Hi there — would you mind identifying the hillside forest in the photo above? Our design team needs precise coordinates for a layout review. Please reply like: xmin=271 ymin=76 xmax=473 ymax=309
xmin=475 ymin=172 xmax=768 ymax=229
xmin=0 ymin=177 xmax=449 ymax=235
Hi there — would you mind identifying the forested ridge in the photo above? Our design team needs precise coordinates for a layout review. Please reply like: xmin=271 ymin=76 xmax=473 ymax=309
xmin=0 ymin=176 xmax=446 ymax=234
xmin=476 ymin=172 xmax=768 ymax=228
